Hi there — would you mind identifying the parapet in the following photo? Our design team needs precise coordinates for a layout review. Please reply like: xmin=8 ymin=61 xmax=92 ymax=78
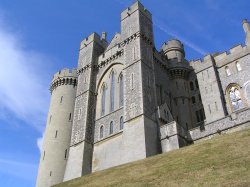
xmin=189 ymin=54 xmax=214 ymax=73
xmin=80 ymin=32 xmax=108 ymax=50
xmin=121 ymin=1 xmax=152 ymax=21
xmin=50 ymin=68 xmax=78 ymax=93
xmin=161 ymin=39 xmax=185 ymax=61
xmin=52 ymin=68 xmax=77 ymax=82
xmin=161 ymin=39 xmax=184 ymax=53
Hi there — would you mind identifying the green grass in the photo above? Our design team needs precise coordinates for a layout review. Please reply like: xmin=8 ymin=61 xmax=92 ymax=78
xmin=55 ymin=129 xmax=250 ymax=187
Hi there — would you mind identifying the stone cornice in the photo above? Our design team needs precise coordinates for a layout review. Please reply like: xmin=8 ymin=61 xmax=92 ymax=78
xmin=50 ymin=77 xmax=77 ymax=93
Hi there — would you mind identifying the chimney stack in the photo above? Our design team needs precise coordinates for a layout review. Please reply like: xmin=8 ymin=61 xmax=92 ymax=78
xmin=101 ymin=32 xmax=107 ymax=40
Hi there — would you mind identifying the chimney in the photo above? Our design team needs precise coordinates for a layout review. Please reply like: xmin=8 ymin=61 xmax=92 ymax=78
xmin=101 ymin=32 xmax=107 ymax=40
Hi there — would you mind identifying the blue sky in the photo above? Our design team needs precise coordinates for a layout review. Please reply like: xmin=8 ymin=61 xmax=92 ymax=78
xmin=0 ymin=0 xmax=249 ymax=186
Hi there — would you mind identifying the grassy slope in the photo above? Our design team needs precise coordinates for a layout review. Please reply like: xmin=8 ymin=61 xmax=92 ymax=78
xmin=55 ymin=129 xmax=250 ymax=187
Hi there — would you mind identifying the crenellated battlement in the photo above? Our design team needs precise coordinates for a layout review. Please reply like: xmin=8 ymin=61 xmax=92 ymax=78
xmin=161 ymin=39 xmax=184 ymax=52
xmin=50 ymin=68 xmax=78 ymax=93
xmin=121 ymin=1 xmax=152 ymax=21
xmin=189 ymin=54 xmax=214 ymax=72
xmin=190 ymin=44 xmax=250 ymax=72
xmin=80 ymin=32 xmax=108 ymax=50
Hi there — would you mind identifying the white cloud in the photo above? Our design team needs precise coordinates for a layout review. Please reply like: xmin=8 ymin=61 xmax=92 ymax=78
xmin=0 ymin=15 xmax=52 ymax=133
xmin=37 ymin=135 xmax=44 ymax=153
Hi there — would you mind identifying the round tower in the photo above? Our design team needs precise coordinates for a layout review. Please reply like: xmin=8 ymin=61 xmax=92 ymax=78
xmin=36 ymin=68 xmax=77 ymax=187
xmin=161 ymin=39 xmax=185 ymax=62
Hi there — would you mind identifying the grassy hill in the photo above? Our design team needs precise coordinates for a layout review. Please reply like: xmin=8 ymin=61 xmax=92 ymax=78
xmin=55 ymin=129 xmax=250 ymax=187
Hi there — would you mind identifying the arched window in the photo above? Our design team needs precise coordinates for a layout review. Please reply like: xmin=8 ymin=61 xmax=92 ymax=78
xmin=120 ymin=116 xmax=124 ymax=130
xmin=236 ymin=62 xmax=242 ymax=71
xmin=100 ymin=126 xmax=104 ymax=139
xmin=110 ymin=121 xmax=114 ymax=134
xmin=225 ymin=66 xmax=231 ymax=76
xmin=119 ymin=74 xmax=124 ymax=107
xmin=110 ymin=71 xmax=115 ymax=112
xmin=192 ymin=96 xmax=196 ymax=104
xmin=228 ymin=86 xmax=243 ymax=111
xmin=190 ymin=82 xmax=194 ymax=91
xmin=101 ymin=84 xmax=106 ymax=116
xmin=195 ymin=79 xmax=199 ymax=89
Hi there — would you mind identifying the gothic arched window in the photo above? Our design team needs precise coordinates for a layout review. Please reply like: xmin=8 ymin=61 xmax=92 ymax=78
xmin=236 ymin=62 xmax=242 ymax=72
xmin=120 ymin=116 xmax=124 ymax=130
xmin=190 ymin=81 xmax=194 ymax=91
xmin=101 ymin=84 xmax=106 ymax=116
xmin=228 ymin=86 xmax=243 ymax=111
xmin=195 ymin=79 xmax=199 ymax=89
xmin=100 ymin=126 xmax=104 ymax=139
xmin=119 ymin=74 xmax=124 ymax=107
xmin=110 ymin=71 xmax=115 ymax=112
xmin=110 ymin=121 xmax=114 ymax=135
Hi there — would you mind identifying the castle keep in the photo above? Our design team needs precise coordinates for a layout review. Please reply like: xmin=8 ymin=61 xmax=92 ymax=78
xmin=36 ymin=2 xmax=250 ymax=187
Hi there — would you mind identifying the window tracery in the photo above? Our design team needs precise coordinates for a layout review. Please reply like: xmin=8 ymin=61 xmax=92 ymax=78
xmin=228 ymin=86 xmax=243 ymax=111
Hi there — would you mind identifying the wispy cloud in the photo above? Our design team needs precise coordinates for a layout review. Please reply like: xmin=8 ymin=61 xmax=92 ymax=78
xmin=0 ymin=14 xmax=51 ymax=133
xmin=154 ymin=20 xmax=207 ymax=56
xmin=37 ymin=134 xmax=44 ymax=153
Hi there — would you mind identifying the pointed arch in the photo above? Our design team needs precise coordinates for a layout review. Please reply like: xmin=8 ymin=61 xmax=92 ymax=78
xmin=101 ymin=83 xmax=106 ymax=116
xmin=119 ymin=73 xmax=124 ymax=107
xmin=110 ymin=70 xmax=115 ymax=112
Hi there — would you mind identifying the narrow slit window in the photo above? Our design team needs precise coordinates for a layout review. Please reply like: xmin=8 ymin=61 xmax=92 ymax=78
xmin=131 ymin=73 xmax=134 ymax=90
xmin=192 ymin=96 xmax=196 ymax=104
xmin=120 ymin=116 xmax=124 ymax=130
xmin=101 ymin=84 xmax=106 ymax=116
xmin=225 ymin=66 xmax=231 ymax=76
xmin=65 ymin=149 xmax=68 ymax=159
xmin=49 ymin=115 xmax=52 ymax=124
xmin=55 ymin=130 xmax=58 ymax=138
xmin=190 ymin=82 xmax=194 ymax=91
xmin=110 ymin=121 xmax=114 ymax=135
xmin=119 ymin=74 xmax=124 ymax=107
xmin=133 ymin=47 xmax=136 ymax=60
xmin=236 ymin=62 xmax=242 ymax=71
xmin=69 ymin=113 xmax=72 ymax=121
xmin=43 ymin=151 xmax=45 ymax=160
xmin=100 ymin=126 xmax=104 ymax=139
xmin=60 ymin=96 xmax=63 ymax=103
xmin=110 ymin=71 xmax=115 ymax=112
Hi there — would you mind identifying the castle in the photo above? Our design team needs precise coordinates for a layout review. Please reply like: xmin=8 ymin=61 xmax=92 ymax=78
xmin=36 ymin=2 xmax=250 ymax=187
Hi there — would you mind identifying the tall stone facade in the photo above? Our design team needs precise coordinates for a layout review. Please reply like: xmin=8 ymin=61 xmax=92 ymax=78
xmin=36 ymin=2 xmax=250 ymax=187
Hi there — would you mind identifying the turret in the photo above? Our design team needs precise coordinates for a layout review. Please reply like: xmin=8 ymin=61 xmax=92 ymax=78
xmin=243 ymin=19 xmax=250 ymax=46
xmin=36 ymin=68 xmax=77 ymax=187
xmin=161 ymin=39 xmax=185 ymax=62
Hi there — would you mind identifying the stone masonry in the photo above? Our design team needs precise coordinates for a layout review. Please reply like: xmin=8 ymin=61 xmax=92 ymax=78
xmin=36 ymin=2 xmax=250 ymax=187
